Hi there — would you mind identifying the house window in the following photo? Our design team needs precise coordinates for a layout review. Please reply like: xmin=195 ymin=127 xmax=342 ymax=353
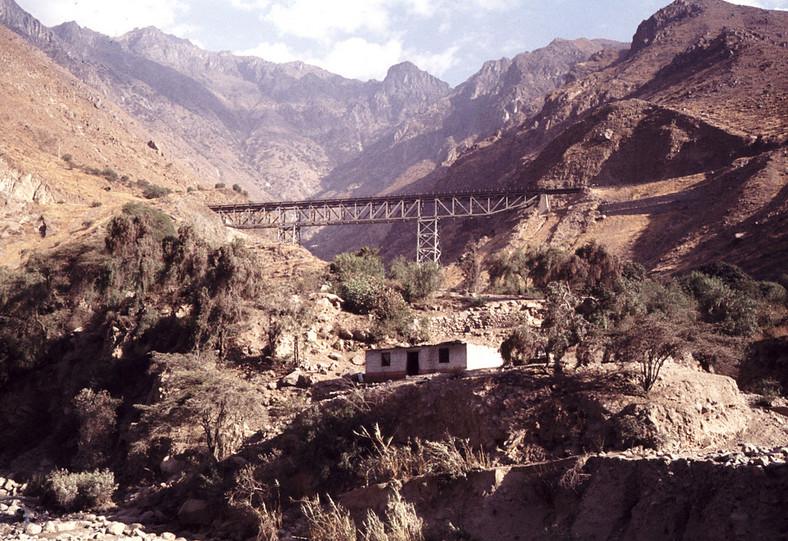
xmin=381 ymin=351 xmax=391 ymax=367
xmin=438 ymin=347 xmax=450 ymax=364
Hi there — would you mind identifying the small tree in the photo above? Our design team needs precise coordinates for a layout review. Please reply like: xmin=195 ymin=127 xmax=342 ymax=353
xmin=500 ymin=326 xmax=543 ymax=366
xmin=457 ymin=239 xmax=483 ymax=293
xmin=612 ymin=317 xmax=683 ymax=393
xmin=542 ymin=282 xmax=588 ymax=368
xmin=136 ymin=353 xmax=266 ymax=462
xmin=73 ymin=389 xmax=121 ymax=469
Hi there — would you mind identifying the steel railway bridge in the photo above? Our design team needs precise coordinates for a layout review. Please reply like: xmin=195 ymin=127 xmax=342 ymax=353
xmin=208 ymin=188 xmax=581 ymax=263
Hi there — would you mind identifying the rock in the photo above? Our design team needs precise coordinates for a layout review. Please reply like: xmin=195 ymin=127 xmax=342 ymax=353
xmin=297 ymin=373 xmax=314 ymax=388
xmin=55 ymin=520 xmax=77 ymax=532
xmin=160 ymin=456 xmax=187 ymax=479
xmin=352 ymin=329 xmax=370 ymax=342
xmin=161 ymin=533 xmax=177 ymax=541
xmin=338 ymin=328 xmax=353 ymax=340
xmin=178 ymin=498 xmax=213 ymax=526
xmin=350 ymin=355 xmax=364 ymax=366
xmin=328 ymin=352 xmax=342 ymax=361
xmin=25 ymin=523 xmax=42 ymax=535
xmin=107 ymin=521 xmax=127 ymax=535
xmin=279 ymin=371 xmax=301 ymax=387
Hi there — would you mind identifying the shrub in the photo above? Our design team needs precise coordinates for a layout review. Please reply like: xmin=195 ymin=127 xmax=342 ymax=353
xmin=682 ymin=271 xmax=760 ymax=335
xmin=90 ymin=201 xmax=102 ymax=207
xmin=389 ymin=257 xmax=443 ymax=303
xmin=43 ymin=469 xmax=117 ymax=511
xmin=487 ymin=247 xmax=531 ymax=294
xmin=142 ymin=184 xmax=171 ymax=199
xmin=232 ymin=183 xmax=243 ymax=193
xmin=500 ymin=326 xmax=543 ymax=366
xmin=215 ymin=182 xmax=226 ymax=189
xmin=370 ymin=286 xmax=414 ymax=341
xmin=73 ymin=389 xmax=121 ymax=469
xmin=101 ymin=167 xmax=118 ymax=182
xmin=457 ymin=240 xmax=483 ymax=293
xmin=330 ymin=247 xmax=385 ymax=283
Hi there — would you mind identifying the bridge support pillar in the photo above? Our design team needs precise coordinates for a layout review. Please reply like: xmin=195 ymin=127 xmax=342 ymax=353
xmin=277 ymin=224 xmax=301 ymax=245
xmin=416 ymin=218 xmax=440 ymax=264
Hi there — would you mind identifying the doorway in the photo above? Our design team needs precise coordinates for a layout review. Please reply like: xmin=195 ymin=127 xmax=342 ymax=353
xmin=406 ymin=351 xmax=419 ymax=376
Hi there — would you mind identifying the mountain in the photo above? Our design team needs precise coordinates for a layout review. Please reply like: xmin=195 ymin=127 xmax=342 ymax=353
xmin=0 ymin=0 xmax=453 ymax=200
xmin=373 ymin=0 xmax=787 ymax=279
xmin=0 ymin=19 xmax=232 ymax=267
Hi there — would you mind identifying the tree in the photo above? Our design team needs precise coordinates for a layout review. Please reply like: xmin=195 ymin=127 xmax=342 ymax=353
xmin=457 ymin=240 xmax=483 ymax=293
xmin=136 ymin=353 xmax=266 ymax=462
xmin=542 ymin=282 xmax=588 ymax=368
xmin=611 ymin=317 xmax=683 ymax=393
xmin=500 ymin=326 xmax=543 ymax=366
xmin=73 ymin=388 xmax=121 ymax=469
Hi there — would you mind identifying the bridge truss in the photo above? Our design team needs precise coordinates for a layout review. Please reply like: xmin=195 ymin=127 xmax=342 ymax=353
xmin=209 ymin=188 xmax=580 ymax=263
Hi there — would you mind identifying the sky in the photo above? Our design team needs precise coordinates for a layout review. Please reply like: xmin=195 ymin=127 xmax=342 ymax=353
xmin=14 ymin=0 xmax=788 ymax=87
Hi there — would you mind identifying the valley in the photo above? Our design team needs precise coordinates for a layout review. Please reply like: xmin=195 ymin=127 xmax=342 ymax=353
xmin=0 ymin=0 xmax=786 ymax=539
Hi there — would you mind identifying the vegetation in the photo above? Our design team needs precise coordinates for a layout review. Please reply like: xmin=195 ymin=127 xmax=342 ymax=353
xmin=142 ymin=183 xmax=172 ymax=199
xmin=42 ymin=469 xmax=117 ymax=512
xmin=302 ymin=490 xmax=423 ymax=541
xmin=134 ymin=353 xmax=266 ymax=462
xmin=389 ymin=257 xmax=443 ymax=303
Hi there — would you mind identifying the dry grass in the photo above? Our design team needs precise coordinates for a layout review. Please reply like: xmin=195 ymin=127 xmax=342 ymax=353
xmin=356 ymin=424 xmax=491 ymax=485
xmin=301 ymin=489 xmax=423 ymax=541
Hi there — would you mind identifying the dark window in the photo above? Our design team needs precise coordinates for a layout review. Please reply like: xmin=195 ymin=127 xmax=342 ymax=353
xmin=381 ymin=352 xmax=391 ymax=367
xmin=439 ymin=347 xmax=450 ymax=363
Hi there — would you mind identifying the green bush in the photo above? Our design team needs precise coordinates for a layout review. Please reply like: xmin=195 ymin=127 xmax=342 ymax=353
xmin=215 ymin=182 xmax=226 ymax=189
xmin=389 ymin=257 xmax=443 ymax=303
xmin=682 ymin=271 xmax=759 ymax=335
xmin=330 ymin=247 xmax=385 ymax=283
xmin=73 ymin=389 xmax=121 ymax=469
xmin=43 ymin=469 xmax=117 ymax=511
xmin=371 ymin=286 xmax=414 ymax=341
xmin=232 ymin=183 xmax=243 ymax=193
xmin=500 ymin=326 xmax=543 ymax=366
xmin=142 ymin=184 xmax=171 ymax=199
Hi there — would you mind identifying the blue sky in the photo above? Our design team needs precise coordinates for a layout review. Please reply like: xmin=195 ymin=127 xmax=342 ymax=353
xmin=14 ymin=0 xmax=788 ymax=86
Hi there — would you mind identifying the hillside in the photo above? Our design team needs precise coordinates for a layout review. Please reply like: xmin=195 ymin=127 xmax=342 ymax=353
xmin=0 ymin=22 xmax=241 ymax=268
xmin=395 ymin=0 xmax=787 ymax=279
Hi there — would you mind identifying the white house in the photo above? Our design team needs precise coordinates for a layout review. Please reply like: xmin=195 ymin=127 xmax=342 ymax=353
xmin=364 ymin=340 xmax=503 ymax=382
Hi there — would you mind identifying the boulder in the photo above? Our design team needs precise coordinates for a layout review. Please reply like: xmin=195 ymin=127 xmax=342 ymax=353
xmin=177 ymin=498 xmax=213 ymax=526
xmin=280 ymin=371 xmax=301 ymax=387
xmin=107 ymin=521 xmax=127 ymax=535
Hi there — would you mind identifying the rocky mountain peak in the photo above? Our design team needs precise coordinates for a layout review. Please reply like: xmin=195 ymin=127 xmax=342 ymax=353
xmin=382 ymin=60 xmax=450 ymax=96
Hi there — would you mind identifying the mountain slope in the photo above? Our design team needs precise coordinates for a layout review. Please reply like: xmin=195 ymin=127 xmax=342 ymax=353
xmin=0 ymin=21 xmax=225 ymax=267
xmin=381 ymin=0 xmax=787 ymax=278
xmin=0 ymin=0 xmax=453 ymax=200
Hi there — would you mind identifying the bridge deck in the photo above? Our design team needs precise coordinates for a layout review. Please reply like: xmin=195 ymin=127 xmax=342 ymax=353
xmin=208 ymin=188 xmax=581 ymax=229
xmin=208 ymin=188 xmax=582 ymax=262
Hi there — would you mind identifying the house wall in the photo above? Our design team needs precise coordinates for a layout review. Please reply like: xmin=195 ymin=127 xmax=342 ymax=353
xmin=465 ymin=343 xmax=504 ymax=370
xmin=365 ymin=342 xmax=468 ymax=381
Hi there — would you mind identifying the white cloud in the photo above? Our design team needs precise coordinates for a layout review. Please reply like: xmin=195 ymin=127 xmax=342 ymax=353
xmin=264 ymin=0 xmax=392 ymax=41
xmin=314 ymin=37 xmax=404 ymax=80
xmin=730 ymin=0 xmax=788 ymax=8
xmin=237 ymin=41 xmax=300 ymax=63
xmin=409 ymin=45 xmax=461 ymax=79
xmin=19 ymin=0 xmax=188 ymax=36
